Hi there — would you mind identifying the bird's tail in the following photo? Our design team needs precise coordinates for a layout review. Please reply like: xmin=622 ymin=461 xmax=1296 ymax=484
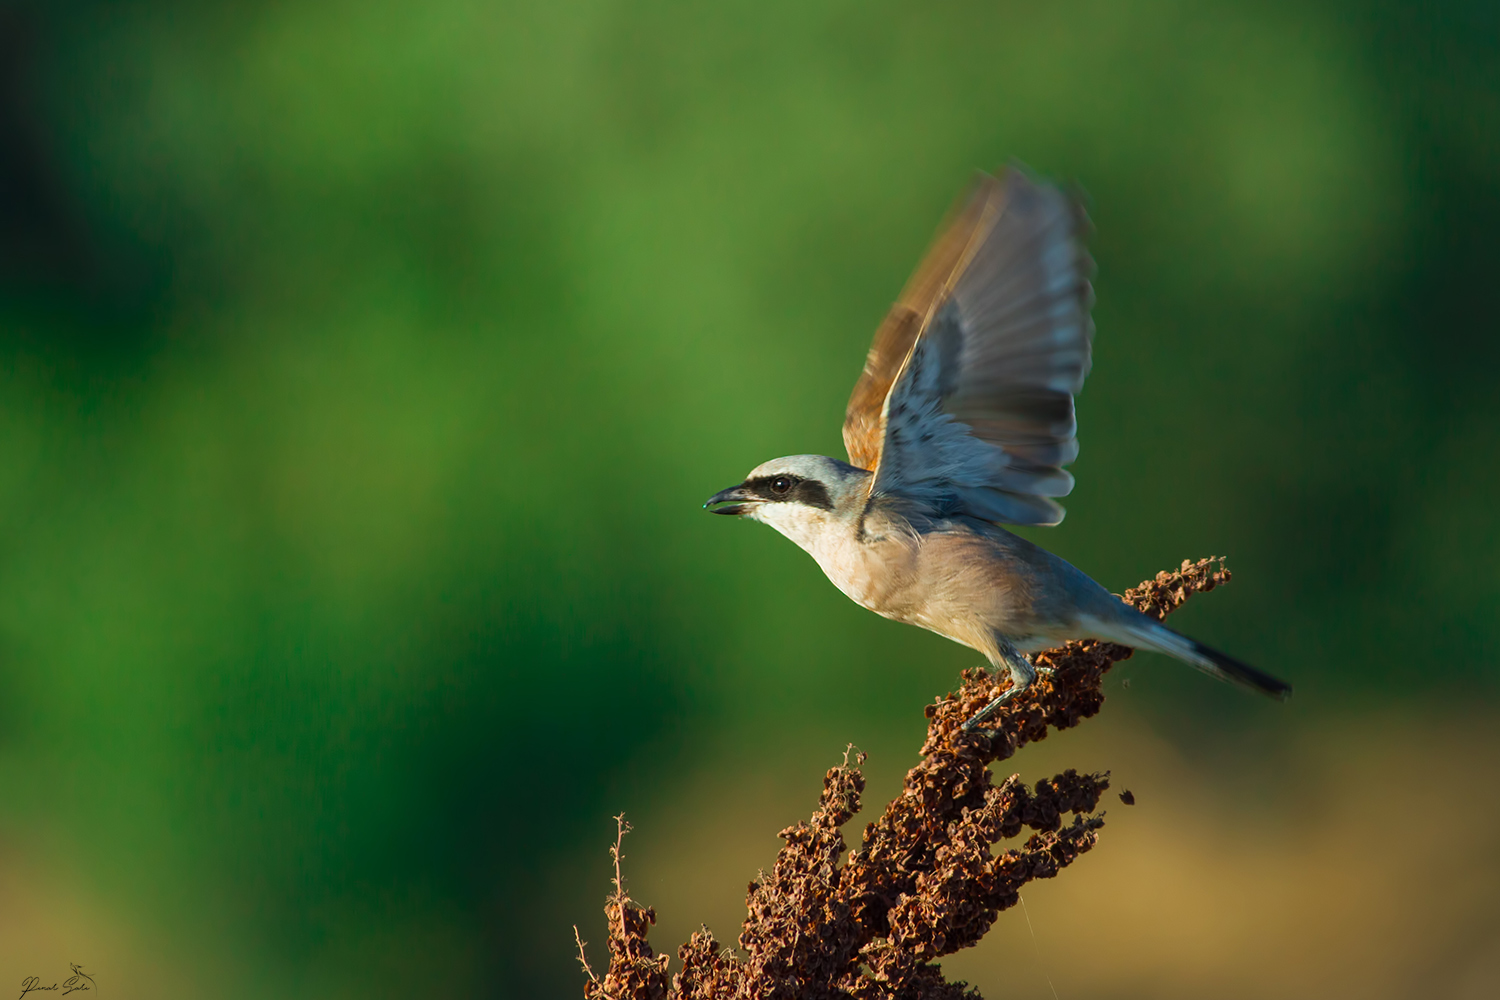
xmin=1105 ymin=616 xmax=1292 ymax=700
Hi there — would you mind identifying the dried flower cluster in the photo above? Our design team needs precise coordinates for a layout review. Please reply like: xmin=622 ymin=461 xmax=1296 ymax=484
xmin=576 ymin=558 xmax=1233 ymax=999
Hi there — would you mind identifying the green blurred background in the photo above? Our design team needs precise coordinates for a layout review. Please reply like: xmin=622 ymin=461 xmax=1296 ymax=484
xmin=1 ymin=1 xmax=1497 ymax=998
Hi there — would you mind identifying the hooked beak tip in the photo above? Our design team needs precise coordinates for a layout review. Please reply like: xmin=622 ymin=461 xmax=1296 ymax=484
xmin=704 ymin=485 xmax=753 ymax=516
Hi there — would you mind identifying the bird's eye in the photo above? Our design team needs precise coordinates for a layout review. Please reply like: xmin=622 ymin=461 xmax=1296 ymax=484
xmin=770 ymin=476 xmax=793 ymax=495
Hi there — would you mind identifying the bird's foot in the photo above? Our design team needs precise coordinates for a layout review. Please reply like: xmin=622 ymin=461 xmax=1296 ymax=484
xmin=961 ymin=682 xmax=1024 ymax=733
xmin=959 ymin=644 xmax=1037 ymax=734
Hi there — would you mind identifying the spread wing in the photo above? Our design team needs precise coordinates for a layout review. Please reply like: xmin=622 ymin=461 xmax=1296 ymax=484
xmin=841 ymin=166 xmax=1094 ymax=526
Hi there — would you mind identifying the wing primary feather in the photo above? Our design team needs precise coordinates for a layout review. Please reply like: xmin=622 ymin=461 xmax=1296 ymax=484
xmin=844 ymin=165 xmax=1095 ymax=526
xmin=842 ymin=175 xmax=1007 ymax=471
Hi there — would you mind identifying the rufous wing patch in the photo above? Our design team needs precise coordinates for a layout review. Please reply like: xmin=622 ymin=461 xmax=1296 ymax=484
xmin=842 ymin=174 xmax=1006 ymax=472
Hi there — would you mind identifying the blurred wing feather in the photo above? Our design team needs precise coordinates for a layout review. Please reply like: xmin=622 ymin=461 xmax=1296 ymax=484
xmin=842 ymin=178 xmax=1000 ymax=471
xmin=844 ymin=167 xmax=1094 ymax=526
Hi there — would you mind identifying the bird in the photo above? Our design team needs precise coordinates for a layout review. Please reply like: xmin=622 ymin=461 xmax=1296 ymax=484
xmin=704 ymin=165 xmax=1290 ymax=731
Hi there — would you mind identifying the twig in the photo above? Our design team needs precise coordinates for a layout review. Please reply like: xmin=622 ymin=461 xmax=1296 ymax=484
xmin=576 ymin=557 xmax=1235 ymax=999
xmin=610 ymin=813 xmax=633 ymax=945
xmin=574 ymin=926 xmax=600 ymax=984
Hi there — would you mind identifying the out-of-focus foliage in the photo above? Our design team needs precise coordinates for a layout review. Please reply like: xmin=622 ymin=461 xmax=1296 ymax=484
xmin=0 ymin=1 xmax=1495 ymax=997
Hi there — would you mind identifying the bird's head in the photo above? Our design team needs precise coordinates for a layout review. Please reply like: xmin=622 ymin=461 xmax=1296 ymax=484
xmin=704 ymin=455 xmax=870 ymax=551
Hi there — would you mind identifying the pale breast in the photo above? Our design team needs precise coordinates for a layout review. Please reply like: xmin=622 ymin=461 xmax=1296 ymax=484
xmin=808 ymin=524 xmax=921 ymax=616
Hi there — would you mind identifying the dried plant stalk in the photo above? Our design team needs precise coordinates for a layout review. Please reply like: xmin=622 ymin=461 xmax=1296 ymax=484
xmin=578 ymin=558 xmax=1233 ymax=999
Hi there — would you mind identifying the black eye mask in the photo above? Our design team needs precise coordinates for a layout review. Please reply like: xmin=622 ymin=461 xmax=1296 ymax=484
xmin=744 ymin=475 xmax=834 ymax=511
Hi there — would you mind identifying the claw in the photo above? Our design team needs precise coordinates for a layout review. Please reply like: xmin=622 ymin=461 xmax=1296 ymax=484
xmin=961 ymin=641 xmax=1036 ymax=731
xmin=961 ymin=683 xmax=1023 ymax=732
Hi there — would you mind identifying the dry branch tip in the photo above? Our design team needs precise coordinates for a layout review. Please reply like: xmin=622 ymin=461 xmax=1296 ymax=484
xmin=578 ymin=557 xmax=1231 ymax=999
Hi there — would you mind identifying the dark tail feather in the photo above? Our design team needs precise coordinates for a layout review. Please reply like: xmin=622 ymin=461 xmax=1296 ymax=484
xmin=1117 ymin=619 xmax=1293 ymax=700
xmin=1185 ymin=637 xmax=1292 ymax=700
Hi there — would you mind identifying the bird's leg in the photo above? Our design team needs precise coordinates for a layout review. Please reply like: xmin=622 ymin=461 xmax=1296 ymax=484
xmin=962 ymin=639 xmax=1035 ymax=733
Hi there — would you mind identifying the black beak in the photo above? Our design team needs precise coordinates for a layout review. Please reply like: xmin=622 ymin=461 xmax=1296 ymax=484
xmin=704 ymin=484 xmax=754 ymax=516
